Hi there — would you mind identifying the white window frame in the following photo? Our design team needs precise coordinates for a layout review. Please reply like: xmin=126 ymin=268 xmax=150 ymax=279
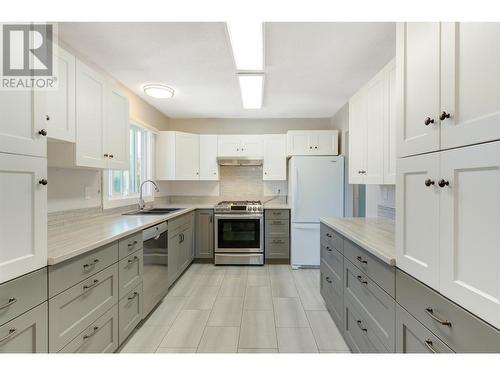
xmin=103 ymin=121 xmax=157 ymax=209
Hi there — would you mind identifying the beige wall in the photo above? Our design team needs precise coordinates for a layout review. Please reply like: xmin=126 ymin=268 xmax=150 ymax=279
xmin=329 ymin=102 xmax=349 ymax=155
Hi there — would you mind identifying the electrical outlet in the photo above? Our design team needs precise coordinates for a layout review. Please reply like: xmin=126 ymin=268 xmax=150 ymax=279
xmin=276 ymin=188 xmax=281 ymax=195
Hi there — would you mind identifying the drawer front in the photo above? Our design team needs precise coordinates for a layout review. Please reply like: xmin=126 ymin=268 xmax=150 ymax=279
xmin=49 ymin=264 xmax=118 ymax=352
xmin=265 ymin=219 xmax=289 ymax=237
xmin=344 ymin=239 xmax=395 ymax=297
xmin=396 ymin=304 xmax=454 ymax=353
xmin=344 ymin=259 xmax=395 ymax=351
xmin=118 ymin=232 xmax=143 ymax=260
xmin=396 ymin=270 xmax=500 ymax=353
xmin=320 ymin=262 xmax=343 ymax=328
xmin=321 ymin=241 xmax=343 ymax=278
xmin=118 ymin=250 xmax=143 ymax=299
xmin=59 ymin=306 xmax=118 ymax=353
xmin=265 ymin=209 xmax=290 ymax=220
xmin=0 ymin=268 xmax=47 ymax=326
xmin=320 ymin=224 xmax=343 ymax=253
xmin=265 ymin=237 xmax=289 ymax=259
xmin=0 ymin=302 xmax=48 ymax=353
xmin=344 ymin=294 xmax=389 ymax=353
xmin=118 ymin=283 xmax=143 ymax=346
xmin=49 ymin=242 xmax=118 ymax=298
xmin=168 ymin=212 xmax=193 ymax=233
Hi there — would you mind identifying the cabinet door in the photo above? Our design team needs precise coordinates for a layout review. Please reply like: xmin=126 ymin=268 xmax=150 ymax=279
xmin=384 ymin=62 xmax=397 ymax=184
xmin=75 ymin=60 xmax=106 ymax=168
xmin=263 ymin=135 xmax=286 ymax=180
xmin=34 ymin=47 xmax=76 ymax=143
xmin=195 ymin=210 xmax=214 ymax=259
xmin=240 ymin=135 xmax=263 ymax=156
xmin=105 ymin=84 xmax=129 ymax=170
xmin=217 ymin=135 xmax=241 ymax=156
xmin=286 ymin=131 xmax=310 ymax=156
xmin=439 ymin=142 xmax=500 ymax=328
xmin=199 ymin=135 xmax=219 ymax=180
xmin=175 ymin=132 xmax=199 ymax=180
xmin=396 ymin=22 xmax=440 ymax=157
xmin=168 ymin=230 xmax=181 ymax=284
xmin=441 ymin=23 xmax=500 ymax=149
xmin=0 ymin=154 xmax=47 ymax=284
xmin=313 ymin=131 xmax=339 ymax=156
xmin=348 ymin=93 xmax=366 ymax=184
xmin=396 ymin=152 xmax=440 ymax=289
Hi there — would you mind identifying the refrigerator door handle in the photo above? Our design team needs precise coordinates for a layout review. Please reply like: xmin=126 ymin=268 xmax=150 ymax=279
xmin=294 ymin=167 xmax=299 ymax=214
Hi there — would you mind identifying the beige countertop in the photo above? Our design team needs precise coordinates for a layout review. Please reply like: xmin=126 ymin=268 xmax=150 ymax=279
xmin=319 ymin=217 xmax=396 ymax=266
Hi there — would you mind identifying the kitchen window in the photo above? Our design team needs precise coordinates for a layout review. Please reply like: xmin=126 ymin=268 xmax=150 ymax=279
xmin=103 ymin=123 xmax=156 ymax=208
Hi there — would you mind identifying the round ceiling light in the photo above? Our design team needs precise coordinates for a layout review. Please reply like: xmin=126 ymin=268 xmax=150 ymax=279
xmin=143 ymin=84 xmax=175 ymax=99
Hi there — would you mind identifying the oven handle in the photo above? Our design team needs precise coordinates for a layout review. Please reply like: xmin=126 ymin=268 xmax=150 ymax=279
xmin=214 ymin=214 xmax=263 ymax=220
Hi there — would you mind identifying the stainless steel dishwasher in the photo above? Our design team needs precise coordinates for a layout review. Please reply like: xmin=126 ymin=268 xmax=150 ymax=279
xmin=142 ymin=221 xmax=169 ymax=317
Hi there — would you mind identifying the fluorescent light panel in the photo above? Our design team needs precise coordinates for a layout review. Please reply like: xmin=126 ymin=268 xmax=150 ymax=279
xmin=227 ymin=22 xmax=263 ymax=70
xmin=238 ymin=74 xmax=263 ymax=109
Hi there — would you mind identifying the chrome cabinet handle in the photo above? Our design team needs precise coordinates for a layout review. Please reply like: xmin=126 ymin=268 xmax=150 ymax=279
xmin=356 ymin=275 xmax=368 ymax=285
xmin=83 ymin=279 xmax=99 ymax=292
xmin=424 ymin=179 xmax=435 ymax=187
xmin=83 ymin=326 xmax=99 ymax=340
xmin=356 ymin=320 xmax=367 ymax=332
xmin=325 ymin=276 xmax=332 ymax=284
xmin=439 ymin=111 xmax=451 ymax=121
xmin=356 ymin=255 xmax=368 ymax=264
xmin=438 ymin=179 xmax=450 ymax=188
xmin=127 ymin=240 xmax=138 ymax=247
xmin=272 ymin=240 xmax=284 ymax=244
xmin=0 ymin=328 xmax=17 ymax=344
xmin=424 ymin=117 xmax=435 ymax=126
xmin=325 ymin=246 xmax=332 ymax=252
xmin=127 ymin=256 xmax=139 ymax=264
xmin=38 ymin=129 xmax=47 ymax=136
xmin=424 ymin=339 xmax=438 ymax=353
xmin=325 ymin=233 xmax=332 ymax=238
xmin=104 ymin=153 xmax=109 ymax=158
xmin=109 ymin=154 xmax=114 ymax=159
xmin=425 ymin=307 xmax=452 ymax=327
xmin=128 ymin=292 xmax=139 ymax=301
xmin=38 ymin=179 xmax=48 ymax=186
xmin=0 ymin=297 xmax=17 ymax=310
xmin=45 ymin=115 xmax=50 ymax=121
xmin=83 ymin=259 xmax=99 ymax=269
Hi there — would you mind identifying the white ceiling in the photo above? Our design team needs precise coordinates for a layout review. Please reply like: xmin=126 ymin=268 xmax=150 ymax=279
xmin=58 ymin=22 xmax=395 ymax=119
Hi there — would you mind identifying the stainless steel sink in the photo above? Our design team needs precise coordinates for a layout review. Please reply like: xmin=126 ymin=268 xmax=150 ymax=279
xmin=123 ymin=208 xmax=183 ymax=215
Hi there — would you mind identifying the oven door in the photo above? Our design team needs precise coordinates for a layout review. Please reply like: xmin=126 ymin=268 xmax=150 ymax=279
xmin=215 ymin=214 xmax=263 ymax=253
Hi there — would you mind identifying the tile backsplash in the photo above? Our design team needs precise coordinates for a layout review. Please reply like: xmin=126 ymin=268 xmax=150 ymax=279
xmin=219 ymin=165 xmax=264 ymax=200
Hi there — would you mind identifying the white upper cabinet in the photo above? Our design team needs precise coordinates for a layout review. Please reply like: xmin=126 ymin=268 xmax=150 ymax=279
xmin=34 ymin=47 xmax=76 ymax=143
xmin=0 ymin=153 xmax=47 ymax=283
xmin=156 ymin=131 xmax=201 ymax=181
xmin=286 ymin=130 xmax=338 ymax=156
xmin=199 ymin=135 xmax=219 ymax=180
xmin=348 ymin=59 xmax=395 ymax=184
xmin=263 ymin=135 xmax=286 ymax=180
xmin=217 ymin=135 xmax=263 ymax=157
xmin=104 ymin=84 xmax=129 ymax=170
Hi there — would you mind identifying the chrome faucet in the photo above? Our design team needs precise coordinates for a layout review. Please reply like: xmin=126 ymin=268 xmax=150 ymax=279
xmin=138 ymin=180 xmax=160 ymax=211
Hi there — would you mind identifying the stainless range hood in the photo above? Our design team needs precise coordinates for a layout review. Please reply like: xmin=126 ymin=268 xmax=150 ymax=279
xmin=217 ymin=156 xmax=263 ymax=166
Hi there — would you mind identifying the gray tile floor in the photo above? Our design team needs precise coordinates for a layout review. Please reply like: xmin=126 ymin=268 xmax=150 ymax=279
xmin=120 ymin=264 xmax=349 ymax=353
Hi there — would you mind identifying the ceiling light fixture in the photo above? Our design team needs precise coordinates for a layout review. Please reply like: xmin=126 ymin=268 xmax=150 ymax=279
xmin=238 ymin=74 xmax=264 ymax=109
xmin=227 ymin=22 xmax=264 ymax=70
xmin=143 ymin=84 xmax=175 ymax=99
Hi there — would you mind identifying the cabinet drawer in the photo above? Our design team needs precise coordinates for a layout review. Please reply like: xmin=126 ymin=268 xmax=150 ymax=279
xmin=59 ymin=306 xmax=118 ymax=353
xmin=118 ymin=249 xmax=143 ymax=299
xmin=265 ymin=209 xmax=290 ymax=220
xmin=119 ymin=283 xmax=143 ymax=346
xmin=169 ymin=212 xmax=193 ymax=233
xmin=320 ymin=261 xmax=343 ymax=328
xmin=344 ymin=259 xmax=395 ymax=351
xmin=0 ymin=268 xmax=47 ymax=326
xmin=118 ymin=232 xmax=143 ymax=260
xmin=396 ymin=304 xmax=453 ymax=353
xmin=396 ymin=270 xmax=500 ymax=353
xmin=344 ymin=294 xmax=389 ymax=353
xmin=265 ymin=219 xmax=289 ymax=237
xmin=265 ymin=237 xmax=289 ymax=259
xmin=49 ymin=264 xmax=118 ymax=352
xmin=320 ymin=224 xmax=343 ymax=253
xmin=344 ymin=239 xmax=395 ymax=297
xmin=48 ymin=242 xmax=118 ymax=297
xmin=0 ymin=302 xmax=48 ymax=353
xmin=320 ymin=241 xmax=342 ymax=278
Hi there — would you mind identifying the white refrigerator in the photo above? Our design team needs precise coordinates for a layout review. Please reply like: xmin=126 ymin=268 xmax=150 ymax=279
xmin=288 ymin=156 xmax=344 ymax=268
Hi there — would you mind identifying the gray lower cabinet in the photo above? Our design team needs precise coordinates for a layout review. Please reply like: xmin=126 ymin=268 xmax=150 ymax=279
xmin=396 ymin=304 xmax=454 ymax=353
xmin=118 ymin=249 xmax=143 ymax=299
xmin=59 ymin=306 xmax=118 ymax=353
xmin=118 ymin=232 xmax=143 ymax=260
xmin=168 ymin=212 xmax=195 ymax=286
xmin=320 ymin=260 xmax=343 ymax=328
xmin=195 ymin=209 xmax=214 ymax=259
xmin=118 ymin=283 xmax=143 ymax=346
xmin=265 ymin=209 xmax=290 ymax=260
xmin=0 ymin=302 xmax=48 ymax=353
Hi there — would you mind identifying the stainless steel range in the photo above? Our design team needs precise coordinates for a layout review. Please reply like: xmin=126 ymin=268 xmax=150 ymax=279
xmin=214 ymin=200 xmax=264 ymax=265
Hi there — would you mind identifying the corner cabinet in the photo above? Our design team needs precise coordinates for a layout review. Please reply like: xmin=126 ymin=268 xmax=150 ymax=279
xmin=286 ymin=130 xmax=338 ymax=156
xmin=263 ymin=135 xmax=286 ymax=180
xmin=396 ymin=22 xmax=500 ymax=158
xmin=199 ymin=135 xmax=219 ymax=180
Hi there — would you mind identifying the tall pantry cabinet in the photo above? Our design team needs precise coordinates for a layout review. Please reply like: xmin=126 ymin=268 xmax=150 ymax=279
xmin=395 ymin=22 xmax=500 ymax=329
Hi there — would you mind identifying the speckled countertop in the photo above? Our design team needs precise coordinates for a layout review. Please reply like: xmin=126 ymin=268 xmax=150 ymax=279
xmin=319 ymin=217 xmax=396 ymax=265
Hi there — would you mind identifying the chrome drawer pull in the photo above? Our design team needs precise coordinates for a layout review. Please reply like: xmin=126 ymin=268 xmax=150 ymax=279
xmin=83 ymin=279 xmax=99 ymax=292
xmin=424 ymin=339 xmax=438 ymax=353
xmin=325 ymin=233 xmax=332 ymax=238
xmin=425 ymin=307 xmax=452 ymax=327
xmin=0 ymin=328 xmax=16 ymax=344
xmin=325 ymin=246 xmax=332 ymax=252
xmin=356 ymin=275 xmax=368 ymax=285
xmin=128 ymin=241 xmax=138 ymax=247
xmin=325 ymin=276 xmax=333 ymax=284
xmin=128 ymin=292 xmax=139 ymax=301
xmin=0 ymin=297 xmax=17 ymax=310
xmin=356 ymin=320 xmax=367 ymax=332
xmin=127 ymin=256 xmax=139 ymax=264
xmin=83 ymin=259 xmax=99 ymax=268
xmin=356 ymin=256 xmax=368 ymax=264
xmin=83 ymin=326 xmax=99 ymax=340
